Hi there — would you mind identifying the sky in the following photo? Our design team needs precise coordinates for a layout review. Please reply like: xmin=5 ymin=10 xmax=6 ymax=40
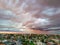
xmin=0 ymin=0 xmax=60 ymax=34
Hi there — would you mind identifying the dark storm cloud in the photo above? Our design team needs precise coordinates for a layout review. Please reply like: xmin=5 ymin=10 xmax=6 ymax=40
xmin=45 ymin=0 xmax=60 ymax=7
xmin=36 ymin=0 xmax=60 ymax=7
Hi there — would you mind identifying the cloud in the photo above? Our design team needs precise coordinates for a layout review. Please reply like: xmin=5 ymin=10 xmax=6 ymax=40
xmin=22 ymin=0 xmax=60 ymax=30
xmin=45 ymin=0 xmax=60 ymax=7
xmin=0 ymin=0 xmax=60 ymax=31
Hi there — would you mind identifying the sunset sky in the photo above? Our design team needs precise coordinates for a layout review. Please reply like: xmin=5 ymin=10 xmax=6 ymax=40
xmin=0 ymin=0 xmax=60 ymax=34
